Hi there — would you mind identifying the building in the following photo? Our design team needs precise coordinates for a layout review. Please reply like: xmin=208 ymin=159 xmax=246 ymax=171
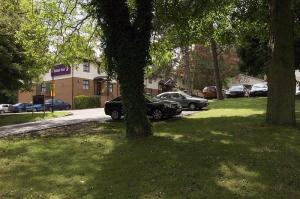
xmin=18 ymin=62 xmax=162 ymax=108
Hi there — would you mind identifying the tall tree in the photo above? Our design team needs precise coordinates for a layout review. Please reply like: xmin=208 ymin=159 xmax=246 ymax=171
xmin=91 ymin=0 xmax=153 ymax=137
xmin=267 ymin=0 xmax=295 ymax=125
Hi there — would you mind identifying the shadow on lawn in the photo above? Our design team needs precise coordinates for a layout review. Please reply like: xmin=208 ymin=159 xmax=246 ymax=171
xmin=1 ymin=114 xmax=300 ymax=198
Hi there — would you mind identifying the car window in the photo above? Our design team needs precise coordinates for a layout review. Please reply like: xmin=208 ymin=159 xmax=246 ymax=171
xmin=158 ymin=94 xmax=170 ymax=99
xmin=171 ymin=93 xmax=182 ymax=99
xmin=180 ymin=92 xmax=192 ymax=98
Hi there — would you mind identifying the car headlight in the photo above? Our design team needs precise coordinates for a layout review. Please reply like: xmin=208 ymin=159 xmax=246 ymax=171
xmin=164 ymin=103 xmax=172 ymax=108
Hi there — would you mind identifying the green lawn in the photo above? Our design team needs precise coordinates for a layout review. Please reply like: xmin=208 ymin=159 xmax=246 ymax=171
xmin=0 ymin=112 xmax=70 ymax=127
xmin=0 ymin=98 xmax=300 ymax=198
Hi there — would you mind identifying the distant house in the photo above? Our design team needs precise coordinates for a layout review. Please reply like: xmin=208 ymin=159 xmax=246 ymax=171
xmin=227 ymin=74 xmax=266 ymax=88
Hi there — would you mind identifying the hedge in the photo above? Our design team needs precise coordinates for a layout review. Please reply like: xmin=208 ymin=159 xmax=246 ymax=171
xmin=74 ymin=95 xmax=100 ymax=109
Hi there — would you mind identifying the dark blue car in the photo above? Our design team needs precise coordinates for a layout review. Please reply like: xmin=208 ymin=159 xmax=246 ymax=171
xmin=45 ymin=99 xmax=71 ymax=111
xmin=26 ymin=99 xmax=71 ymax=112
xmin=26 ymin=104 xmax=44 ymax=112
xmin=12 ymin=103 xmax=32 ymax=112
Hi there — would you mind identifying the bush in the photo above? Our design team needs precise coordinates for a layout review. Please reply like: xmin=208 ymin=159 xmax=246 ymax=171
xmin=74 ymin=95 xmax=100 ymax=109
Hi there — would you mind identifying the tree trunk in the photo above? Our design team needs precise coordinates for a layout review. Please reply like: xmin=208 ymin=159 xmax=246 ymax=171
xmin=92 ymin=0 xmax=153 ymax=137
xmin=210 ymin=38 xmax=224 ymax=100
xmin=266 ymin=0 xmax=295 ymax=125
xmin=183 ymin=46 xmax=193 ymax=95
xmin=118 ymin=52 xmax=152 ymax=138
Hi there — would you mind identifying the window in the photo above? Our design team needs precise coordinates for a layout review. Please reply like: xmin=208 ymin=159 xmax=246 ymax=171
xmin=108 ymin=83 xmax=113 ymax=93
xmin=83 ymin=80 xmax=89 ymax=90
xmin=159 ymin=94 xmax=170 ymax=99
xmin=83 ymin=62 xmax=90 ymax=72
xmin=41 ymin=83 xmax=46 ymax=93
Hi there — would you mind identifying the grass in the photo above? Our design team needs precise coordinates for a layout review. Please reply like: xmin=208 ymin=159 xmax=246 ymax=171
xmin=0 ymin=112 xmax=70 ymax=127
xmin=0 ymin=98 xmax=300 ymax=198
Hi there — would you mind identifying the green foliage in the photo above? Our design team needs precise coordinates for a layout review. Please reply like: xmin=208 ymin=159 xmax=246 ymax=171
xmin=74 ymin=95 xmax=100 ymax=109
xmin=0 ymin=0 xmax=100 ymax=93
xmin=237 ymin=35 xmax=270 ymax=77
xmin=0 ymin=0 xmax=36 ymax=92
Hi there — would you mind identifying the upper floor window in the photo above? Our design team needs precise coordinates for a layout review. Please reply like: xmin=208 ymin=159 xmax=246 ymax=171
xmin=83 ymin=80 xmax=89 ymax=90
xmin=83 ymin=62 xmax=90 ymax=72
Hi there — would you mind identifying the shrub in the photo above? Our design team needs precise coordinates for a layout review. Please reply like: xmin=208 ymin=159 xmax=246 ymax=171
xmin=74 ymin=95 xmax=100 ymax=109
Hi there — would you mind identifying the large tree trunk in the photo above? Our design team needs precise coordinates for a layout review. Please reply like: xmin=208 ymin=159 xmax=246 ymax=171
xmin=92 ymin=0 xmax=153 ymax=137
xmin=118 ymin=52 xmax=152 ymax=138
xmin=267 ymin=0 xmax=295 ymax=125
xmin=210 ymin=38 xmax=224 ymax=100
xmin=183 ymin=46 xmax=193 ymax=95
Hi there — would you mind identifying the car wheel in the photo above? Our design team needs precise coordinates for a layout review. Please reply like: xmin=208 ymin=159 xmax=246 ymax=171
xmin=0 ymin=110 xmax=4 ymax=114
xmin=189 ymin=103 xmax=196 ymax=111
xmin=49 ymin=107 xmax=53 ymax=112
xmin=65 ymin=106 xmax=70 ymax=110
xmin=33 ymin=108 xmax=37 ymax=112
xmin=152 ymin=109 xmax=163 ymax=120
xmin=111 ymin=110 xmax=121 ymax=120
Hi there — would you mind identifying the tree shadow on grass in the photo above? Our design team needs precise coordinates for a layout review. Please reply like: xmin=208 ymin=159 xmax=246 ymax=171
xmin=0 ymin=114 xmax=300 ymax=198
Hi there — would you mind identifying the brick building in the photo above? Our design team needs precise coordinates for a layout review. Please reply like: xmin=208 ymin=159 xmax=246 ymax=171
xmin=18 ymin=62 xmax=162 ymax=108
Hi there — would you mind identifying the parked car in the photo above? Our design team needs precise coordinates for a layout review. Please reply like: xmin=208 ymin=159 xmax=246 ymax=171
xmin=156 ymin=91 xmax=208 ymax=110
xmin=26 ymin=99 xmax=71 ymax=112
xmin=225 ymin=85 xmax=248 ymax=98
xmin=203 ymin=86 xmax=217 ymax=99
xmin=202 ymin=86 xmax=226 ymax=99
xmin=0 ymin=104 xmax=13 ymax=114
xmin=26 ymin=103 xmax=44 ymax=112
xmin=104 ymin=95 xmax=182 ymax=120
xmin=249 ymin=83 xmax=268 ymax=97
xmin=45 ymin=99 xmax=71 ymax=111
xmin=11 ymin=103 xmax=32 ymax=113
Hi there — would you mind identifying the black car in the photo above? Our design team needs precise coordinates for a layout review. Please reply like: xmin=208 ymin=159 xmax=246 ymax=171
xmin=225 ymin=85 xmax=248 ymax=98
xmin=104 ymin=96 xmax=182 ymax=120
xmin=249 ymin=83 xmax=268 ymax=97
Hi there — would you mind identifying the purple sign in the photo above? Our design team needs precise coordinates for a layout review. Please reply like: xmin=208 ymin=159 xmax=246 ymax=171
xmin=51 ymin=64 xmax=71 ymax=77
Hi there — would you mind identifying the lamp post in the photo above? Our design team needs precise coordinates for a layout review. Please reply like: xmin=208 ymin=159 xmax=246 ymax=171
xmin=51 ymin=68 xmax=55 ymax=113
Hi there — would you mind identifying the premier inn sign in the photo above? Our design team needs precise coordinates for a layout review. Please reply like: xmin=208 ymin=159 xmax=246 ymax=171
xmin=51 ymin=64 xmax=71 ymax=77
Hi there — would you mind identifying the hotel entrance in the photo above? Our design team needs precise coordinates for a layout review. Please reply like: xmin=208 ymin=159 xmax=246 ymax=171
xmin=94 ymin=76 xmax=119 ymax=107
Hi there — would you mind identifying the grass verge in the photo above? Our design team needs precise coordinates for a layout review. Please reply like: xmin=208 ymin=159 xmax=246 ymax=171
xmin=0 ymin=98 xmax=299 ymax=198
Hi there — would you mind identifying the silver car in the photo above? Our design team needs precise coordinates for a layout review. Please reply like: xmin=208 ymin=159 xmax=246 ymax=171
xmin=156 ymin=92 xmax=208 ymax=110
xmin=0 ymin=104 xmax=13 ymax=114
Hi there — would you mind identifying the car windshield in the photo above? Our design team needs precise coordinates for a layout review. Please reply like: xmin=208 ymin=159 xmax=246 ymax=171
xmin=145 ymin=95 xmax=159 ymax=102
xmin=179 ymin=92 xmax=192 ymax=98
xmin=252 ymin=84 xmax=267 ymax=89
xmin=14 ymin=103 xmax=22 ymax=106
xmin=229 ymin=86 xmax=243 ymax=91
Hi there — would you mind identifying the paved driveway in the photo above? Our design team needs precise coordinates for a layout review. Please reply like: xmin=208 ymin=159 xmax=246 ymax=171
xmin=0 ymin=108 xmax=197 ymax=137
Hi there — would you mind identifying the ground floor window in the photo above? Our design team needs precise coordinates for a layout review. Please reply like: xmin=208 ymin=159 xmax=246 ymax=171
xmin=83 ymin=80 xmax=89 ymax=90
